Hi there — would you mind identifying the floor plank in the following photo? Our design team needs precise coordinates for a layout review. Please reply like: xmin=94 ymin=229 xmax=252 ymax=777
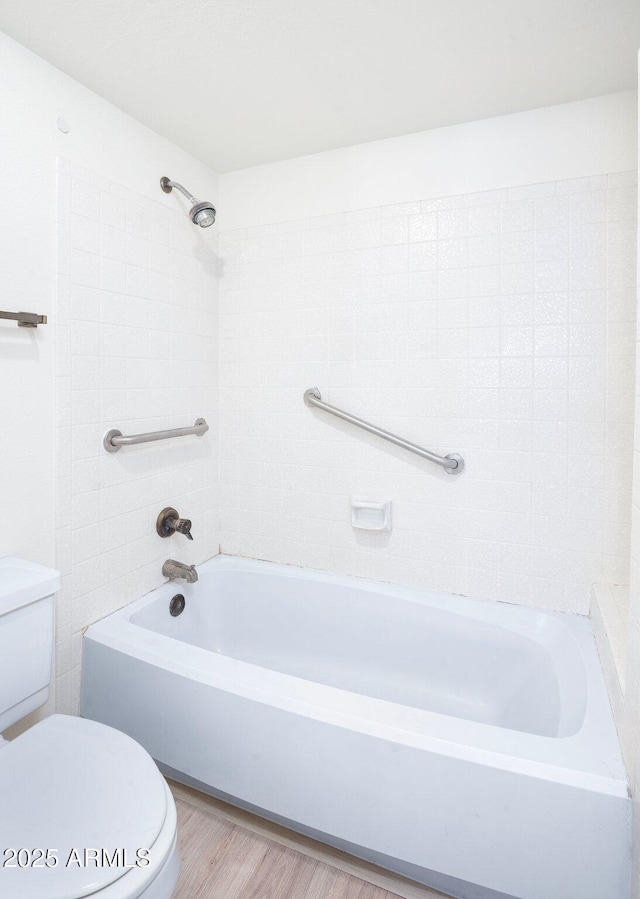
xmin=170 ymin=782 xmax=448 ymax=899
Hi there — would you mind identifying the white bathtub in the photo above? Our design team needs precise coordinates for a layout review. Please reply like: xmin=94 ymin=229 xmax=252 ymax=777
xmin=80 ymin=556 xmax=631 ymax=899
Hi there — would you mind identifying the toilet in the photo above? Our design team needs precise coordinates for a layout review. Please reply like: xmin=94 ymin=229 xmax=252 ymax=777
xmin=0 ymin=557 xmax=179 ymax=899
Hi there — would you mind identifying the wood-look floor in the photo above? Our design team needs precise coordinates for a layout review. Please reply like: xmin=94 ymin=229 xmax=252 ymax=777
xmin=170 ymin=782 xmax=448 ymax=899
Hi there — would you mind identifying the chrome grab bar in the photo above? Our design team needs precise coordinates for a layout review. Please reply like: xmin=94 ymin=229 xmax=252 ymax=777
xmin=303 ymin=388 xmax=464 ymax=475
xmin=103 ymin=418 xmax=209 ymax=453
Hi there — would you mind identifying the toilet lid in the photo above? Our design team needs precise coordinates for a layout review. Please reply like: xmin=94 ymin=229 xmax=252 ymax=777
xmin=0 ymin=715 xmax=168 ymax=899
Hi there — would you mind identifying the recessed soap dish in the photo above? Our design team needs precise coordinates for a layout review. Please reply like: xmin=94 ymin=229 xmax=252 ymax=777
xmin=351 ymin=500 xmax=392 ymax=532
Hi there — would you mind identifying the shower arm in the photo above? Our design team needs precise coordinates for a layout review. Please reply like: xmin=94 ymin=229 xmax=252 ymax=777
xmin=160 ymin=178 xmax=198 ymax=205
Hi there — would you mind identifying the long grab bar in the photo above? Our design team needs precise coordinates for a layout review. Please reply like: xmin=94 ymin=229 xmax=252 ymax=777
xmin=303 ymin=388 xmax=464 ymax=475
xmin=103 ymin=418 xmax=209 ymax=453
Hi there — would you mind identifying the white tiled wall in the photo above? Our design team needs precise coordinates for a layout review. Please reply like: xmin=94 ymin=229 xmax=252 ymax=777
xmin=52 ymin=161 xmax=637 ymax=707
xmin=54 ymin=159 xmax=219 ymax=713
xmin=622 ymin=163 xmax=640 ymax=893
xmin=218 ymin=172 xmax=637 ymax=615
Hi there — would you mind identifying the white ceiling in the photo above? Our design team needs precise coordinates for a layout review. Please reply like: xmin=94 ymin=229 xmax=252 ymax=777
xmin=1 ymin=0 xmax=639 ymax=173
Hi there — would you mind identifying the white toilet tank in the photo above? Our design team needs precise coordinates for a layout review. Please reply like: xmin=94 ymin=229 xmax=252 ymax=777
xmin=0 ymin=558 xmax=61 ymax=732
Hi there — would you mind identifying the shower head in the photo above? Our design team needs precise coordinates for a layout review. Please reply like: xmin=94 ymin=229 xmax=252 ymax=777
xmin=160 ymin=176 xmax=216 ymax=228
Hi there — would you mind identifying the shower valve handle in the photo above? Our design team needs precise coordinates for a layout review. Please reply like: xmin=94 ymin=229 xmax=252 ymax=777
xmin=174 ymin=518 xmax=193 ymax=540
xmin=157 ymin=507 xmax=194 ymax=541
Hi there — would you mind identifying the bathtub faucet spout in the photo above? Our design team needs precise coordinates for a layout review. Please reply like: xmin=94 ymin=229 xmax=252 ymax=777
xmin=162 ymin=559 xmax=198 ymax=583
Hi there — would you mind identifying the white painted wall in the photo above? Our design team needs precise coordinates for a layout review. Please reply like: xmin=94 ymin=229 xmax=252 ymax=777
xmin=0 ymin=29 xmax=218 ymax=566
xmin=220 ymin=92 xmax=637 ymax=230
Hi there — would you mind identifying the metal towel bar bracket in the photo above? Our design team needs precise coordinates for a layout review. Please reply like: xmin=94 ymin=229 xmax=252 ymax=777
xmin=103 ymin=418 xmax=209 ymax=453
xmin=0 ymin=310 xmax=47 ymax=328
xmin=304 ymin=388 xmax=464 ymax=475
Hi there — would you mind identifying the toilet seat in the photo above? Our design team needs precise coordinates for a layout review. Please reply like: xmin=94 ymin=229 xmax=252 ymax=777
xmin=0 ymin=715 xmax=178 ymax=899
